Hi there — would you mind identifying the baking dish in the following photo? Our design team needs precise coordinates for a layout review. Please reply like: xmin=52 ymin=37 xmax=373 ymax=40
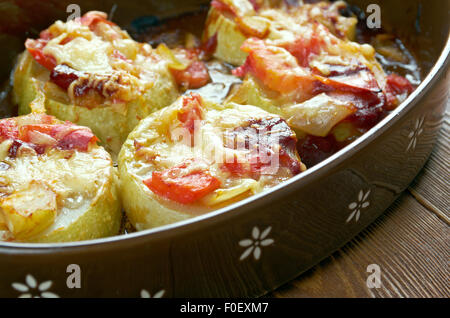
xmin=0 ymin=0 xmax=448 ymax=297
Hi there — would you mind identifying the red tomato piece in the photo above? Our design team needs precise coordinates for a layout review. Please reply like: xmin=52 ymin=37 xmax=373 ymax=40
xmin=57 ymin=129 xmax=98 ymax=151
xmin=0 ymin=119 xmax=19 ymax=141
xmin=178 ymin=93 xmax=204 ymax=134
xmin=143 ymin=162 xmax=221 ymax=204
xmin=172 ymin=60 xmax=210 ymax=89
xmin=233 ymin=38 xmax=316 ymax=94
xmin=19 ymin=122 xmax=97 ymax=152
xmin=385 ymin=73 xmax=414 ymax=109
xmin=222 ymin=156 xmax=248 ymax=177
xmin=282 ymin=31 xmax=325 ymax=67
xmin=79 ymin=11 xmax=116 ymax=29
xmin=25 ymin=38 xmax=57 ymax=71
xmin=170 ymin=49 xmax=210 ymax=89
xmin=18 ymin=124 xmax=53 ymax=142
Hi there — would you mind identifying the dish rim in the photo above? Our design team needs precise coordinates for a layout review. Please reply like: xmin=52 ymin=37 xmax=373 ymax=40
xmin=1 ymin=27 xmax=449 ymax=252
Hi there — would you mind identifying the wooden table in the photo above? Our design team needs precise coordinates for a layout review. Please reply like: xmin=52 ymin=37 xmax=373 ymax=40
xmin=271 ymin=104 xmax=449 ymax=298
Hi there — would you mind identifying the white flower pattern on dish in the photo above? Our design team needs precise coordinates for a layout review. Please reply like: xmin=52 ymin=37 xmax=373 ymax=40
xmin=239 ymin=226 xmax=274 ymax=261
xmin=141 ymin=289 xmax=165 ymax=298
xmin=346 ymin=190 xmax=371 ymax=223
xmin=12 ymin=274 xmax=59 ymax=298
xmin=407 ymin=116 xmax=425 ymax=152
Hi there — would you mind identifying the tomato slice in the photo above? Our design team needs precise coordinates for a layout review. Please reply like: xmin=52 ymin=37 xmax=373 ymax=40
xmin=79 ymin=11 xmax=116 ymax=29
xmin=25 ymin=38 xmax=57 ymax=71
xmin=19 ymin=123 xmax=97 ymax=151
xmin=170 ymin=49 xmax=210 ymax=89
xmin=1 ymin=115 xmax=97 ymax=155
xmin=18 ymin=124 xmax=53 ymax=142
xmin=235 ymin=38 xmax=385 ymax=103
xmin=234 ymin=38 xmax=316 ymax=94
xmin=57 ymin=129 xmax=98 ymax=151
xmin=385 ymin=73 xmax=414 ymax=109
xmin=281 ymin=32 xmax=325 ymax=67
xmin=178 ymin=93 xmax=204 ymax=134
xmin=144 ymin=162 xmax=221 ymax=204
xmin=172 ymin=60 xmax=210 ymax=89
xmin=0 ymin=119 xmax=19 ymax=142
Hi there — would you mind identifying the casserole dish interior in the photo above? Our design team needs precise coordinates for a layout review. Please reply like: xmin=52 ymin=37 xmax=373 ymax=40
xmin=0 ymin=0 xmax=448 ymax=248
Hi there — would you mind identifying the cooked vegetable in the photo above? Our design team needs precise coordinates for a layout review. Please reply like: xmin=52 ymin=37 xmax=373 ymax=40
xmin=0 ymin=113 xmax=121 ymax=242
xmin=4 ymin=0 xmax=418 ymax=236
xmin=203 ymin=0 xmax=358 ymax=66
xmin=203 ymin=0 xmax=416 ymax=168
xmin=118 ymin=93 xmax=305 ymax=229
xmin=13 ymin=11 xmax=180 ymax=155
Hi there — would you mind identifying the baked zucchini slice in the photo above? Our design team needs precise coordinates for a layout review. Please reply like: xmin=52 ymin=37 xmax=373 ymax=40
xmin=0 ymin=113 xmax=121 ymax=242
xmin=204 ymin=0 xmax=405 ymax=142
xmin=13 ymin=11 xmax=180 ymax=155
xmin=118 ymin=93 xmax=305 ymax=230
xmin=203 ymin=0 xmax=358 ymax=66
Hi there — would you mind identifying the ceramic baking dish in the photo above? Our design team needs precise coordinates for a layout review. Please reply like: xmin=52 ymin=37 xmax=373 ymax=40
xmin=0 ymin=0 xmax=448 ymax=297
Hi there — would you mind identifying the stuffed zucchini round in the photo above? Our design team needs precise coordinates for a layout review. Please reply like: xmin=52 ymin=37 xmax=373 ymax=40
xmin=206 ymin=1 xmax=415 ymax=166
xmin=203 ymin=0 xmax=358 ymax=66
xmin=0 ymin=113 xmax=121 ymax=242
xmin=13 ymin=11 xmax=180 ymax=155
xmin=118 ymin=93 xmax=306 ymax=230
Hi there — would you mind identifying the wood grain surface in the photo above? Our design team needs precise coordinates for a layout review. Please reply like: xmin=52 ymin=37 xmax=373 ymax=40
xmin=271 ymin=104 xmax=449 ymax=298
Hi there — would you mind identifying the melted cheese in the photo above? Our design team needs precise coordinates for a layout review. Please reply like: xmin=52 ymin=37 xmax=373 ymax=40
xmin=283 ymin=93 xmax=356 ymax=137
xmin=207 ymin=0 xmax=383 ymax=87
xmin=128 ymin=98 xmax=299 ymax=207
xmin=210 ymin=1 xmax=388 ymax=136
xmin=40 ymin=15 xmax=175 ymax=107
xmin=2 ymin=147 xmax=110 ymax=201
xmin=222 ymin=0 xmax=255 ymax=16
xmin=0 ymin=145 xmax=112 ymax=240
xmin=45 ymin=36 xmax=113 ymax=73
